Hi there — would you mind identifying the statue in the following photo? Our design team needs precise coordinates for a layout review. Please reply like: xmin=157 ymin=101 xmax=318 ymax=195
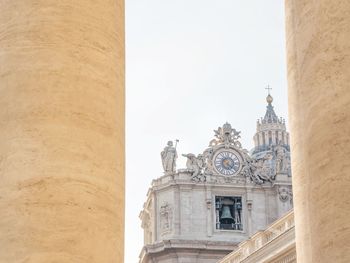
xmin=259 ymin=153 xmax=275 ymax=181
xmin=253 ymin=158 xmax=270 ymax=182
xmin=182 ymin=153 xmax=206 ymax=182
xmin=161 ymin=141 xmax=178 ymax=173
xmin=241 ymin=156 xmax=264 ymax=184
xmin=275 ymin=143 xmax=288 ymax=173
xmin=242 ymin=153 xmax=274 ymax=184
xmin=202 ymin=148 xmax=214 ymax=174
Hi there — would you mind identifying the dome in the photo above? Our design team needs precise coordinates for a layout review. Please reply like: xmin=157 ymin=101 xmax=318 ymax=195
xmin=266 ymin=94 xmax=273 ymax=104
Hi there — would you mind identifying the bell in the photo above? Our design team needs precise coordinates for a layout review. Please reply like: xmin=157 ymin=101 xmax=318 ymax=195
xmin=220 ymin=205 xmax=234 ymax=223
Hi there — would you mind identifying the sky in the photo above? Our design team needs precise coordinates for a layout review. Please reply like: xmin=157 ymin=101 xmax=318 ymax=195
xmin=125 ymin=1 xmax=288 ymax=262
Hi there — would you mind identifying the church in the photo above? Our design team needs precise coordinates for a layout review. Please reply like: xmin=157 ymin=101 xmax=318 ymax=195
xmin=139 ymin=94 xmax=294 ymax=263
xmin=0 ymin=2 xmax=348 ymax=262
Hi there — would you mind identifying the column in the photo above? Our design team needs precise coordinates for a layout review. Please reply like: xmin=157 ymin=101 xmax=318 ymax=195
xmin=253 ymin=135 xmax=258 ymax=148
xmin=0 ymin=1 xmax=124 ymax=262
xmin=285 ymin=1 xmax=350 ymax=262
xmin=259 ymin=133 xmax=264 ymax=147
xmin=272 ymin=130 xmax=276 ymax=145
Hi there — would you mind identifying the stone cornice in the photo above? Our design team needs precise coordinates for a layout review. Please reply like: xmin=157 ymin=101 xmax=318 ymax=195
xmin=139 ymin=239 xmax=238 ymax=262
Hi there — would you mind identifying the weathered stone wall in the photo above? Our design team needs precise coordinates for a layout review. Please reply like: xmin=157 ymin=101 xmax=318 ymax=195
xmin=0 ymin=1 xmax=124 ymax=262
xmin=285 ymin=1 xmax=350 ymax=262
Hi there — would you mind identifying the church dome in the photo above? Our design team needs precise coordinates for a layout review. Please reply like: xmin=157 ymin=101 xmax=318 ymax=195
xmin=263 ymin=98 xmax=278 ymax=124
xmin=266 ymin=94 xmax=273 ymax=104
xmin=252 ymin=93 xmax=290 ymax=155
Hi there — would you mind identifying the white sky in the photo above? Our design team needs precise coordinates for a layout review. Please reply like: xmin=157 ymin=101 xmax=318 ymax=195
xmin=125 ymin=1 xmax=288 ymax=262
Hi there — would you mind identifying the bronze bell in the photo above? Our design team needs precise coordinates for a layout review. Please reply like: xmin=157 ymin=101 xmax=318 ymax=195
xmin=220 ymin=205 xmax=234 ymax=223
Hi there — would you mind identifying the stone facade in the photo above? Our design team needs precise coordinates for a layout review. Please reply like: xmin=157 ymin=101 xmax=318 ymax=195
xmin=139 ymin=96 xmax=292 ymax=263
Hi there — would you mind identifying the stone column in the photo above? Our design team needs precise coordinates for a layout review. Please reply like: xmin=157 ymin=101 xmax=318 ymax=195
xmin=0 ymin=1 xmax=124 ymax=262
xmin=285 ymin=1 xmax=350 ymax=262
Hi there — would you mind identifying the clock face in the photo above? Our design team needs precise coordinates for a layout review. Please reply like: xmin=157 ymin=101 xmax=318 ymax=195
xmin=214 ymin=150 xmax=241 ymax=176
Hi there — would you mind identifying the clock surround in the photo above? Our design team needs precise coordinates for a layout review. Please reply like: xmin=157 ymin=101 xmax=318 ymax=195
xmin=213 ymin=148 xmax=242 ymax=176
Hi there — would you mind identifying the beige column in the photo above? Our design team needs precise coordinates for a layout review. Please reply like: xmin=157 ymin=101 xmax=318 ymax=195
xmin=285 ymin=1 xmax=350 ymax=262
xmin=0 ymin=1 xmax=124 ymax=262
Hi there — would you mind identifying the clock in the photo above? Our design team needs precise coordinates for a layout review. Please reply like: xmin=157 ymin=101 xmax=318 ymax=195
xmin=213 ymin=149 xmax=242 ymax=176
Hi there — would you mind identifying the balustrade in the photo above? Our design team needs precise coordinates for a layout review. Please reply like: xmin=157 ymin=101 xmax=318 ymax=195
xmin=218 ymin=210 xmax=294 ymax=263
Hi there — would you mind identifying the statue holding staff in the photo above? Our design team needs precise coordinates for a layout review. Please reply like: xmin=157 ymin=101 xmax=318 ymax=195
xmin=161 ymin=140 xmax=178 ymax=173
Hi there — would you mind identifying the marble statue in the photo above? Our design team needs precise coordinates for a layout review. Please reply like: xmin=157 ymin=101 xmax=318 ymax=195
xmin=275 ymin=143 xmax=288 ymax=173
xmin=161 ymin=141 xmax=177 ymax=173
xmin=182 ymin=153 xmax=206 ymax=182
xmin=202 ymin=148 xmax=214 ymax=175
xmin=241 ymin=152 xmax=275 ymax=184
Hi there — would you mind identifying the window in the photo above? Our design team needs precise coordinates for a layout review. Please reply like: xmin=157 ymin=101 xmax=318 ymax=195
xmin=215 ymin=196 xmax=242 ymax=230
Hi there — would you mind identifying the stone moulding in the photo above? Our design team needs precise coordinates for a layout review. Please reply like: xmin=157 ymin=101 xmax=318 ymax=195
xmin=217 ymin=210 xmax=295 ymax=263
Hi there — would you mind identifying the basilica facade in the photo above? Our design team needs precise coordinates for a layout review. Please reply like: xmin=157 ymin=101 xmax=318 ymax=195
xmin=139 ymin=95 xmax=293 ymax=263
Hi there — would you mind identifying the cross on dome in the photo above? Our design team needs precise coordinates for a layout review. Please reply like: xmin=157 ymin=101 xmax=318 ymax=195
xmin=265 ymin=85 xmax=272 ymax=95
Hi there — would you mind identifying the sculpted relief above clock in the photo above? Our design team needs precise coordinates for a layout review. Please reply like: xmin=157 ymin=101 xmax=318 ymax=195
xmin=174 ymin=122 xmax=290 ymax=184
xmin=181 ymin=122 xmax=246 ymax=180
